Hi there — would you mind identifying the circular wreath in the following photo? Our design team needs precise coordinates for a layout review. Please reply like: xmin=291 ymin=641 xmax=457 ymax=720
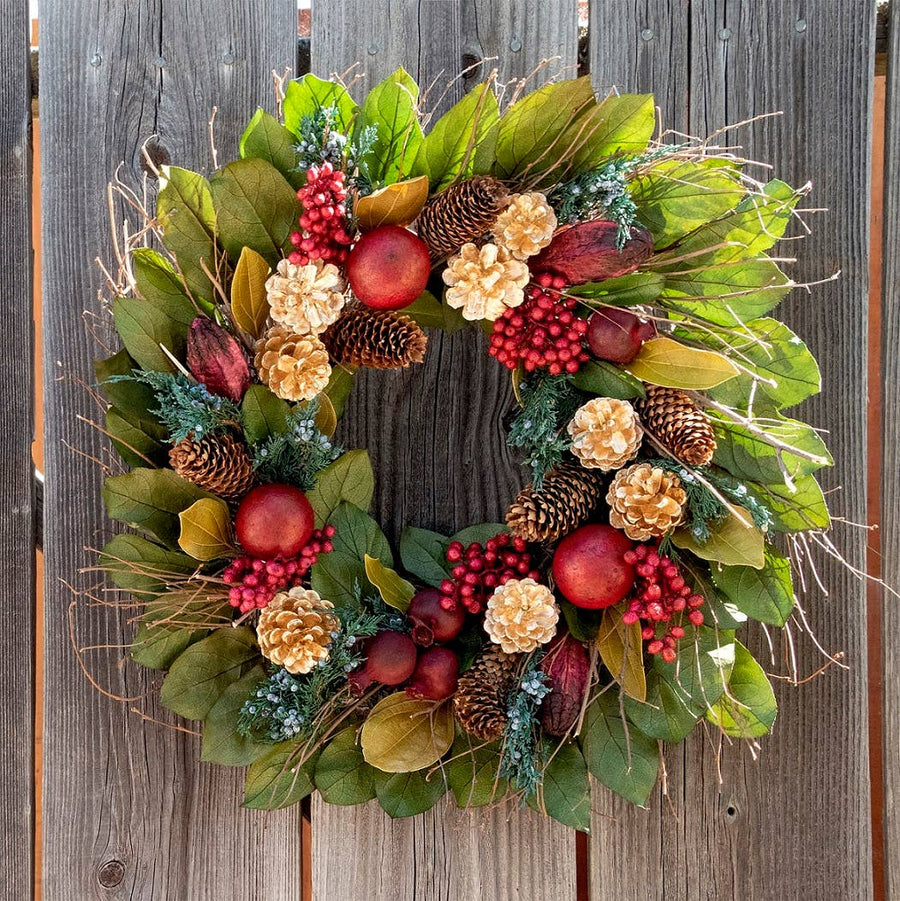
xmin=91 ymin=70 xmax=837 ymax=827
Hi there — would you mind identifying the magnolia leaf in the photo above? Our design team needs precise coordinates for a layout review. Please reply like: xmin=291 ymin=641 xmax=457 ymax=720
xmin=569 ymin=271 xmax=665 ymax=306
xmin=323 ymin=364 xmax=356 ymax=418
xmin=361 ymin=693 xmax=454 ymax=772
xmin=399 ymin=527 xmax=451 ymax=588
xmin=201 ymin=665 xmax=268 ymax=766
xmin=569 ymin=360 xmax=645 ymax=400
xmin=283 ymin=74 xmax=357 ymax=135
xmin=626 ymin=336 xmax=739 ymax=389
xmin=565 ymin=92 xmax=655 ymax=173
xmin=307 ymin=451 xmax=375 ymax=527
xmin=132 ymin=248 xmax=192 ymax=308
xmin=100 ymin=534 xmax=197 ymax=597
xmin=595 ymin=607 xmax=646 ymax=701
xmin=673 ymin=506 xmax=766 ymax=569
xmin=112 ymin=293 xmax=196 ymax=374
xmin=241 ymin=384 xmax=291 ymax=443
xmin=356 ymin=176 xmax=429 ymax=230
xmin=314 ymin=392 xmax=338 ymax=438
xmin=446 ymin=737 xmax=506 ymax=808
xmin=374 ymin=769 xmax=446 ymax=818
xmin=178 ymin=497 xmax=236 ymax=561
xmin=402 ymin=290 xmax=467 ymax=334
xmin=529 ymin=740 xmax=591 ymax=833
xmin=131 ymin=622 xmax=199 ymax=670
xmin=104 ymin=406 xmax=168 ymax=468
xmin=706 ymin=641 xmax=777 ymax=738
xmin=364 ymin=554 xmax=416 ymax=612
xmin=314 ymin=728 xmax=377 ymax=806
xmin=230 ymin=247 xmax=271 ymax=340
xmin=243 ymin=743 xmax=319 ymax=810
xmin=747 ymin=474 xmax=830 ymax=533
xmin=451 ymin=523 xmax=508 ymax=546
xmin=239 ymin=108 xmax=304 ymax=188
xmin=560 ymin=601 xmax=605 ymax=643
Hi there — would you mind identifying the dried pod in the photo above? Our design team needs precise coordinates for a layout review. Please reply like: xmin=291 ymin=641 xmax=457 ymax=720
xmin=186 ymin=317 xmax=251 ymax=402
xmin=539 ymin=632 xmax=591 ymax=737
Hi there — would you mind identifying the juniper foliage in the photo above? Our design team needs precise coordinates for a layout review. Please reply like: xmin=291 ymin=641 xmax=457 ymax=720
xmin=294 ymin=105 xmax=376 ymax=193
xmin=499 ymin=656 xmax=551 ymax=798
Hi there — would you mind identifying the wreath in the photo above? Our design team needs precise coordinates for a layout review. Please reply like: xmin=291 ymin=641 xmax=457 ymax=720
xmin=88 ymin=69 xmax=840 ymax=828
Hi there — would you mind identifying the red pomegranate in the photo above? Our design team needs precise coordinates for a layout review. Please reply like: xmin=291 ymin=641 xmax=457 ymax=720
xmin=346 ymin=225 xmax=431 ymax=310
xmin=552 ymin=524 xmax=636 ymax=609
xmin=234 ymin=484 xmax=315 ymax=560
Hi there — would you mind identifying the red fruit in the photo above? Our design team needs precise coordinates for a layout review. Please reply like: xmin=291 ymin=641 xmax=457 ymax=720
xmin=407 ymin=589 xmax=466 ymax=646
xmin=348 ymin=630 xmax=418 ymax=694
xmin=539 ymin=633 xmax=591 ymax=736
xmin=186 ymin=317 xmax=251 ymax=402
xmin=347 ymin=225 xmax=431 ymax=310
xmin=405 ymin=646 xmax=460 ymax=701
xmin=587 ymin=307 xmax=656 ymax=364
xmin=552 ymin=524 xmax=636 ymax=610
xmin=234 ymin=484 xmax=315 ymax=560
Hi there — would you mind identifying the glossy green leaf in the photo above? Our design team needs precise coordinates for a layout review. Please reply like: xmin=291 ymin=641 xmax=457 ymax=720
xmin=747 ymin=474 xmax=830 ymax=533
xmin=374 ymin=768 xmax=446 ymax=818
xmin=399 ymin=527 xmax=451 ymax=588
xmin=706 ymin=641 xmax=777 ymax=738
xmin=323 ymin=364 xmax=356 ymax=419
xmin=240 ymin=108 xmax=304 ymax=188
xmin=568 ymin=271 xmax=665 ymax=306
xmin=446 ymin=737 xmax=506 ymax=808
xmin=94 ymin=350 xmax=157 ymax=411
xmin=307 ymin=450 xmax=375 ymax=527
xmin=673 ymin=507 xmax=766 ymax=569
xmin=283 ymin=74 xmax=357 ymax=135
xmin=564 ymin=92 xmax=655 ymax=173
xmin=314 ymin=728 xmax=378 ymax=806
xmin=99 ymin=533 xmax=197 ymax=598
xmin=240 ymin=384 xmax=291 ymax=443
xmin=364 ymin=555 xmax=416 ymax=612
xmin=243 ymin=743 xmax=319 ymax=810
xmin=131 ymin=621 xmax=199 ymax=670
xmin=402 ymin=290 xmax=467 ymax=333
xmin=132 ymin=247 xmax=195 ymax=310
xmin=201 ymin=665 xmax=268 ymax=765
xmin=569 ymin=360 xmax=646 ymax=400
xmin=451 ymin=523 xmax=508 ymax=546
xmin=711 ymin=547 xmax=795 ymax=626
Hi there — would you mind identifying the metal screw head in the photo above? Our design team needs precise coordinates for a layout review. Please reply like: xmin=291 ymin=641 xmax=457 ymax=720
xmin=640 ymin=28 xmax=654 ymax=42
xmin=719 ymin=27 xmax=732 ymax=40
xmin=222 ymin=49 xmax=235 ymax=65
xmin=155 ymin=55 xmax=166 ymax=68
xmin=89 ymin=53 xmax=101 ymax=67
xmin=509 ymin=37 xmax=522 ymax=52
xmin=795 ymin=19 xmax=807 ymax=33
xmin=367 ymin=43 xmax=379 ymax=56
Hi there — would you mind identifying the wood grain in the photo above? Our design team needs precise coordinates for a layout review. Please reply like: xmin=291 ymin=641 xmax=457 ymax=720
xmin=589 ymin=3 xmax=875 ymax=898
xmin=882 ymin=0 xmax=900 ymax=894
xmin=310 ymin=2 xmax=578 ymax=899
xmin=40 ymin=3 xmax=300 ymax=899
xmin=0 ymin=5 xmax=34 ymax=901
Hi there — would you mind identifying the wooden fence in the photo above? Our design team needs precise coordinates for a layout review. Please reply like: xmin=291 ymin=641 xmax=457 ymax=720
xmin=1 ymin=0 xmax=890 ymax=897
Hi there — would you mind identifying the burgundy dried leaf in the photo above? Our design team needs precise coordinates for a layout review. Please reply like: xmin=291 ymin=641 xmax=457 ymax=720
xmin=539 ymin=632 xmax=591 ymax=737
xmin=186 ymin=317 xmax=251 ymax=402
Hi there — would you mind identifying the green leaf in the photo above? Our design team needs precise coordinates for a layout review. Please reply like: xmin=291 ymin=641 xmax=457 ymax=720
xmin=178 ymin=497 xmax=236 ymax=561
xmin=323 ymin=364 xmax=356 ymax=419
xmin=94 ymin=350 xmax=157 ymax=410
xmin=569 ymin=361 xmax=646 ymax=400
xmin=493 ymin=77 xmax=597 ymax=182
xmin=747 ymin=474 xmax=830 ymax=533
xmin=283 ymin=74 xmax=357 ymax=135
xmin=209 ymin=158 xmax=299 ymax=266
xmin=243 ymin=742 xmax=319 ymax=810
xmin=711 ymin=547 xmax=795 ymax=626
xmin=595 ymin=607 xmax=646 ymax=701
xmin=673 ymin=507 xmax=766 ymax=569
xmin=411 ymin=83 xmax=500 ymax=192
xmin=364 ymin=555 xmax=416 ymax=612
xmin=451 ymin=523 xmax=508 ymax=546
xmin=160 ymin=626 xmax=259 ymax=720
xmin=626 ymin=336 xmax=739 ymax=390
xmin=230 ymin=247 xmax=272 ymax=340
xmin=446 ymin=737 xmax=506 ymax=808
xmin=374 ymin=769 xmax=446 ymax=818
xmin=355 ymin=67 xmax=424 ymax=184
xmin=530 ymin=741 xmax=591 ymax=833
xmin=239 ymin=108 xmax=304 ymax=188
xmin=633 ymin=158 xmax=745 ymax=248
xmin=102 ymin=468 xmax=215 ymax=547
xmin=706 ymin=641 xmax=777 ymax=738
xmin=241 ymin=384 xmax=291 ymax=443
xmin=131 ymin=621 xmax=198 ymax=670
xmin=361 ymin=693 xmax=454 ymax=772
xmin=399 ymin=527 xmax=451 ymax=588
xmin=314 ymin=728 xmax=378 ymax=806
xmin=402 ymin=290 xmax=467 ymax=334
xmin=104 ymin=405 xmax=168 ymax=467
xmin=132 ymin=248 xmax=196 ymax=310
xmin=99 ymin=533 xmax=197 ymax=597
xmin=112 ymin=293 xmax=196 ymax=373
xmin=157 ymin=166 xmax=219 ymax=303
xmin=307 ymin=450 xmax=375 ymax=528
xmin=560 ymin=601 xmax=605 ymax=643
xmin=568 ymin=271 xmax=665 ymax=306
xmin=582 ymin=692 xmax=659 ymax=806
xmin=564 ymin=92 xmax=655 ymax=174
xmin=201 ymin=665 xmax=268 ymax=765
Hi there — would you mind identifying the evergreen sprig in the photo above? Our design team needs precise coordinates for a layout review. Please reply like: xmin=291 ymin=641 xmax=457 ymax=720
xmin=500 ymin=656 xmax=551 ymax=798
xmin=294 ymin=105 xmax=377 ymax=193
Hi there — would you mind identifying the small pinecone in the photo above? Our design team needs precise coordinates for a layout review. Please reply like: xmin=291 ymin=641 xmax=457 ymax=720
xmin=637 ymin=385 xmax=717 ymax=466
xmin=452 ymin=646 xmax=520 ymax=742
xmin=416 ymin=176 xmax=509 ymax=261
xmin=322 ymin=304 xmax=427 ymax=369
xmin=169 ymin=432 xmax=255 ymax=500
xmin=506 ymin=464 xmax=606 ymax=543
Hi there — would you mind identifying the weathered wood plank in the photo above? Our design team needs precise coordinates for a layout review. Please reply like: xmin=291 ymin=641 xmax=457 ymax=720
xmin=589 ymin=3 xmax=874 ymax=899
xmin=0 ymin=5 xmax=34 ymax=901
xmin=310 ymin=2 xmax=578 ymax=899
xmin=882 ymin=0 xmax=900 ymax=894
xmin=40 ymin=4 xmax=299 ymax=899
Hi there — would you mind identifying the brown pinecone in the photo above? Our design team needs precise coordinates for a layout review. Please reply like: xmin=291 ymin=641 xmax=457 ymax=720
xmin=322 ymin=304 xmax=427 ymax=369
xmin=637 ymin=385 xmax=717 ymax=466
xmin=506 ymin=464 xmax=606 ymax=543
xmin=452 ymin=646 xmax=520 ymax=742
xmin=169 ymin=432 xmax=255 ymax=500
xmin=416 ymin=176 xmax=509 ymax=261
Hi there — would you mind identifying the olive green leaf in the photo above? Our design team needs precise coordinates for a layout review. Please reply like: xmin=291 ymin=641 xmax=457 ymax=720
xmin=569 ymin=360 xmax=646 ymax=400
xmin=361 ymin=693 xmax=454 ymax=772
xmin=445 ymin=737 xmax=506 ymax=808
xmin=564 ymin=92 xmax=655 ymax=174
xmin=240 ymin=384 xmax=291 ymax=443
xmin=201 ymin=665 xmax=268 ymax=766
xmin=178 ymin=497 xmax=236 ymax=561
xmin=239 ymin=108 xmax=304 ymax=188
xmin=626 ymin=336 xmax=739 ymax=390
xmin=243 ymin=743 xmax=320 ymax=810
xmin=673 ymin=506 xmax=766 ymax=569
xmin=307 ymin=450 xmax=375 ymax=527
xmin=528 ymin=740 xmax=591 ymax=833
xmin=112 ymin=292 xmax=196 ymax=374
xmin=374 ymin=769 xmax=446 ymax=818
xmin=364 ymin=554 xmax=416 ymax=613
xmin=100 ymin=533 xmax=197 ymax=598
xmin=314 ymin=728 xmax=378 ymax=806
xmin=104 ymin=405 xmax=168 ymax=468
xmin=595 ymin=607 xmax=646 ymax=701
xmin=402 ymin=290 xmax=467 ymax=333
xmin=230 ymin=246 xmax=271 ymax=340
xmin=399 ymin=527 xmax=451 ymax=588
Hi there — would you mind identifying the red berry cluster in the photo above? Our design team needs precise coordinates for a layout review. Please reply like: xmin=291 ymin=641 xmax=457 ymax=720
xmin=288 ymin=161 xmax=353 ymax=266
xmin=439 ymin=532 xmax=541 ymax=614
xmin=621 ymin=543 xmax=705 ymax=664
xmin=223 ymin=525 xmax=336 ymax=614
xmin=488 ymin=272 xmax=589 ymax=375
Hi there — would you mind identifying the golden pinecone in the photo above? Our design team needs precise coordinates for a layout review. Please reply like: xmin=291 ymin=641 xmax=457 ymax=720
xmin=416 ymin=176 xmax=509 ymax=261
xmin=168 ymin=432 xmax=255 ymax=500
xmin=254 ymin=325 xmax=331 ymax=402
xmin=492 ymin=192 xmax=557 ymax=260
xmin=265 ymin=258 xmax=346 ymax=335
xmin=452 ymin=645 xmax=520 ymax=741
xmin=442 ymin=242 xmax=530 ymax=321
xmin=322 ymin=303 xmax=427 ymax=369
xmin=506 ymin=464 xmax=606 ymax=543
xmin=637 ymin=385 xmax=717 ymax=466
xmin=257 ymin=587 xmax=340 ymax=675
xmin=607 ymin=462 xmax=687 ymax=541
xmin=568 ymin=397 xmax=643 ymax=471
xmin=484 ymin=578 xmax=559 ymax=654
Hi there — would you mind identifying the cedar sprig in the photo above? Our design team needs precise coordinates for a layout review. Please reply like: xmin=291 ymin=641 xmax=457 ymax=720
xmin=294 ymin=105 xmax=376 ymax=193
xmin=499 ymin=655 xmax=551 ymax=798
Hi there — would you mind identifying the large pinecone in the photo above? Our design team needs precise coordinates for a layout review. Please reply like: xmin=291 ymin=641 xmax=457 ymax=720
xmin=416 ymin=176 xmax=509 ymax=261
xmin=637 ymin=385 xmax=717 ymax=466
xmin=322 ymin=304 xmax=427 ymax=369
xmin=506 ymin=464 xmax=606 ymax=543
xmin=169 ymin=432 xmax=255 ymax=500
xmin=452 ymin=646 xmax=520 ymax=741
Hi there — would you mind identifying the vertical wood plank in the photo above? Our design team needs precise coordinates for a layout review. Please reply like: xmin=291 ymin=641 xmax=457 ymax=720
xmin=40 ymin=4 xmax=299 ymax=899
xmin=0 ymin=4 xmax=34 ymax=900
xmin=589 ymin=2 xmax=874 ymax=898
xmin=881 ymin=0 xmax=900 ymax=894
xmin=310 ymin=3 xmax=578 ymax=899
